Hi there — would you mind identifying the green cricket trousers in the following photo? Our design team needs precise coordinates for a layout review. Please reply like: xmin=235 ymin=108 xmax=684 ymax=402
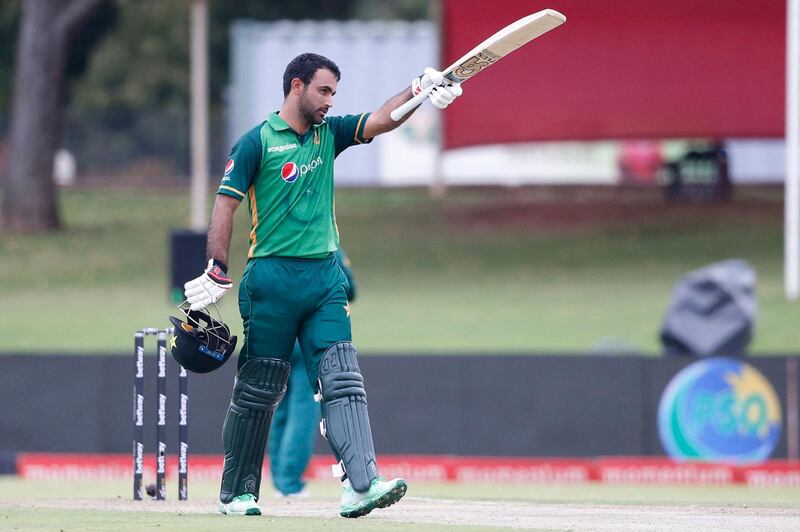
xmin=237 ymin=253 xmax=352 ymax=388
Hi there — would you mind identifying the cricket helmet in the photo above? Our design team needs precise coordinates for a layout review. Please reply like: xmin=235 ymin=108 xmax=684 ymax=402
xmin=168 ymin=306 xmax=237 ymax=373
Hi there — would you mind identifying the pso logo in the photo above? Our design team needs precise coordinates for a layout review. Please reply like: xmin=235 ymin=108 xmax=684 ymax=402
xmin=658 ymin=357 xmax=781 ymax=464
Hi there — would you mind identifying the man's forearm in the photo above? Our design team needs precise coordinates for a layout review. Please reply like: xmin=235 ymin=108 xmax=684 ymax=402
xmin=206 ymin=195 xmax=239 ymax=268
xmin=363 ymin=86 xmax=416 ymax=138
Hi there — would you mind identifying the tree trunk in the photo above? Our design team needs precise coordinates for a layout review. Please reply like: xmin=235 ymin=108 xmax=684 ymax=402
xmin=1 ymin=0 xmax=105 ymax=233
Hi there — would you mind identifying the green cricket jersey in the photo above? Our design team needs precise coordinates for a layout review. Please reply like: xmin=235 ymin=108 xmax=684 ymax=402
xmin=218 ymin=111 xmax=372 ymax=258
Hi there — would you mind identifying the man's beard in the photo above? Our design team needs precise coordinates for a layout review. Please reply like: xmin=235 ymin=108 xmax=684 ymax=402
xmin=300 ymin=93 xmax=324 ymax=125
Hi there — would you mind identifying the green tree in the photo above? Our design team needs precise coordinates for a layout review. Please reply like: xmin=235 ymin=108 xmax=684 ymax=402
xmin=0 ymin=1 xmax=114 ymax=131
xmin=73 ymin=0 xmax=363 ymax=117
xmin=2 ymin=0 xmax=110 ymax=232
xmin=69 ymin=0 xmax=364 ymax=176
xmin=72 ymin=0 xmax=432 ymax=128
xmin=0 ymin=1 xmax=22 ymax=132
xmin=1 ymin=0 xmax=432 ymax=230
xmin=354 ymin=0 xmax=432 ymax=20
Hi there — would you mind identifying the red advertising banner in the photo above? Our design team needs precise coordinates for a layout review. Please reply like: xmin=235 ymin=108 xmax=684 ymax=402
xmin=442 ymin=0 xmax=785 ymax=148
xmin=16 ymin=453 xmax=800 ymax=487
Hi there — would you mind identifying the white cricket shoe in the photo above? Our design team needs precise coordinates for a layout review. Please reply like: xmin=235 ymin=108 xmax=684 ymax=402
xmin=340 ymin=477 xmax=407 ymax=518
xmin=219 ymin=493 xmax=261 ymax=516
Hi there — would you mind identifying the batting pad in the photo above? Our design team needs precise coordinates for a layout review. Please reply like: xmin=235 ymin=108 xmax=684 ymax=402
xmin=220 ymin=357 xmax=290 ymax=503
xmin=318 ymin=342 xmax=378 ymax=492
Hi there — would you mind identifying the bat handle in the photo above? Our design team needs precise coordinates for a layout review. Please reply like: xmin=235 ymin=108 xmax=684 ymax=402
xmin=390 ymin=86 xmax=434 ymax=121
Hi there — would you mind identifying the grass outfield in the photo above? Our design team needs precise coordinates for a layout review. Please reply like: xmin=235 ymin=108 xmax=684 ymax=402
xmin=2 ymin=477 xmax=799 ymax=506
xmin=0 ymin=478 xmax=798 ymax=531
xmin=0 ymin=186 xmax=796 ymax=354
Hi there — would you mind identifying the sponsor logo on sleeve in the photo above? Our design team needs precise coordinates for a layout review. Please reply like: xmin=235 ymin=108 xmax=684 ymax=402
xmin=222 ymin=159 xmax=234 ymax=182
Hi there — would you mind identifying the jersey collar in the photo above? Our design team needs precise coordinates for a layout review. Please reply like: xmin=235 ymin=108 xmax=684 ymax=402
xmin=268 ymin=111 xmax=326 ymax=132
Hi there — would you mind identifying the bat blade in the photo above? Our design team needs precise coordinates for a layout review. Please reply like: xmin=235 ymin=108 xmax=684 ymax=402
xmin=390 ymin=9 xmax=566 ymax=121
xmin=443 ymin=9 xmax=566 ymax=84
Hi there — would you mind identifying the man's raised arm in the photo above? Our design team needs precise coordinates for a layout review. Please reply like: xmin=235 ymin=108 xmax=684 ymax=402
xmin=363 ymin=68 xmax=463 ymax=138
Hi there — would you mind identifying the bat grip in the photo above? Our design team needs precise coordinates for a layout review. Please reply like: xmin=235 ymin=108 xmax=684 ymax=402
xmin=390 ymin=86 xmax=434 ymax=121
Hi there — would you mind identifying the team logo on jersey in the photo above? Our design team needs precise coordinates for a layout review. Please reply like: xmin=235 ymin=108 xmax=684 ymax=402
xmin=280 ymin=157 xmax=324 ymax=183
xmin=281 ymin=162 xmax=299 ymax=183
xmin=224 ymin=159 xmax=235 ymax=176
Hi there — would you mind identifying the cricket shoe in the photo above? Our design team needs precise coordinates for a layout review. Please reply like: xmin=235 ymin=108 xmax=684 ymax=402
xmin=339 ymin=477 xmax=407 ymax=518
xmin=219 ymin=493 xmax=261 ymax=516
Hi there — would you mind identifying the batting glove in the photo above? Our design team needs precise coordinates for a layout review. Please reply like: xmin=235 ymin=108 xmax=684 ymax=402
xmin=411 ymin=67 xmax=463 ymax=110
xmin=184 ymin=259 xmax=233 ymax=311
xmin=411 ymin=67 xmax=444 ymax=95
xmin=428 ymin=82 xmax=463 ymax=109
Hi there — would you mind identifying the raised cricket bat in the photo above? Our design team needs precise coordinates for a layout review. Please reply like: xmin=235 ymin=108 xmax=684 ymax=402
xmin=390 ymin=8 xmax=566 ymax=121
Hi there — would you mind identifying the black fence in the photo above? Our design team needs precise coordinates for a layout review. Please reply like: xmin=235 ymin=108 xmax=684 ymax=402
xmin=0 ymin=353 xmax=796 ymax=459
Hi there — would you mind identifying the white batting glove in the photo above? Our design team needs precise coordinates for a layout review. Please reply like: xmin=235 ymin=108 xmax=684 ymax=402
xmin=428 ymin=82 xmax=463 ymax=109
xmin=411 ymin=67 xmax=445 ymax=95
xmin=184 ymin=259 xmax=233 ymax=311
xmin=411 ymin=67 xmax=463 ymax=110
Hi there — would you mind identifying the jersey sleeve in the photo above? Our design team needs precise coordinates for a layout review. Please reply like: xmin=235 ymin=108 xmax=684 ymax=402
xmin=217 ymin=123 xmax=263 ymax=200
xmin=326 ymin=113 xmax=373 ymax=158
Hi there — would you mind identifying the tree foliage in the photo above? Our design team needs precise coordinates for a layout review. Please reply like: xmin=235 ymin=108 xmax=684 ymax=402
xmin=0 ymin=0 xmax=115 ymax=131
xmin=1 ymin=0 xmax=431 ymax=232
xmin=2 ymin=0 xmax=109 ymax=232
xmin=353 ymin=0 xmax=433 ymax=20
xmin=71 ymin=0 xmax=374 ymax=117
xmin=66 ymin=0 xmax=429 ymax=176
xmin=0 ymin=1 xmax=22 ymax=130
xmin=2 ymin=0 xmax=431 ymax=138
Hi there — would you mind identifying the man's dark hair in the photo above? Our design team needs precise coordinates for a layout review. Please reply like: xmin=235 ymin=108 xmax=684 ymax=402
xmin=283 ymin=53 xmax=341 ymax=97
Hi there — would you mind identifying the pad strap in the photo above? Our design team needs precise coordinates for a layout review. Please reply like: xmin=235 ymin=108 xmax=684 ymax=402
xmin=219 ymin=358 xmax=290 ymax=503
xmin=318 ymin=342 xmax=378 ymax=492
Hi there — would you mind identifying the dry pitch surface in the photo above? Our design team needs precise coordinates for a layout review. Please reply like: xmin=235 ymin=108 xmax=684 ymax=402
xmin=2 ymin=495 xmax=799 ymax=531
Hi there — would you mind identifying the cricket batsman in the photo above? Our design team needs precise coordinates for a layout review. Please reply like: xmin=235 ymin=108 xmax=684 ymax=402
xmin=183 ymin=52 xmax=462 ymax=518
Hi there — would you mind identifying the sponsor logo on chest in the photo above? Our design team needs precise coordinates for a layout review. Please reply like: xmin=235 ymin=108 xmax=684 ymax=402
xmin=281 ymin=156 xmax=324 ymax=183
xmin=267 ymin=142 xmax=299 ymax=154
